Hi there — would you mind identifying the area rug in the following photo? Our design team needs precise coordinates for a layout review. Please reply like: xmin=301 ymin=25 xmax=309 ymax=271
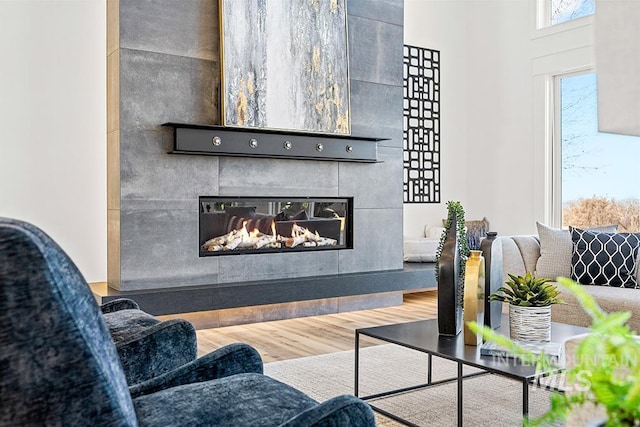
xmin=264 ymin=344 xmax=555 ymax=426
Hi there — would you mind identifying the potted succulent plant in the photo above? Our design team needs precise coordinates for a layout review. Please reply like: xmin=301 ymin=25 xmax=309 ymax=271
xmin=490 ymin=272 xmax=563 ymax=342
xmin=470 ymin=277 xmax=640 ymax=426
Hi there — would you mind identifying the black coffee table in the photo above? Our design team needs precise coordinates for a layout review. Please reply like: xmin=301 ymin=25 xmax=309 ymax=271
xmin=354 ymin=315 xmax=588 ymax=426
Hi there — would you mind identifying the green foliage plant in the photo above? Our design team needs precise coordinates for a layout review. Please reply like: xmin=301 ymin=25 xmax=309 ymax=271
xmin=434 ymin=201 xmax=470 ymax=286
xmin=469 ymin=277 xmax=640 ymax=426
xmin=489 ymin=272 xmax=564 ymax=307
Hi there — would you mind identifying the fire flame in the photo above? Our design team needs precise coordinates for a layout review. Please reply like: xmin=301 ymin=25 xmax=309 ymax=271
xmin=240 ymin=220 xmax=260 ymax=240
xmin=271 ymin=220 xmax=277 ymax=238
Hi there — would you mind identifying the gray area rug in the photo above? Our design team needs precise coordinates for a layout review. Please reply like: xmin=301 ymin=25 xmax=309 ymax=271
xmin=265 ymin=344 xmax=556 ymax=426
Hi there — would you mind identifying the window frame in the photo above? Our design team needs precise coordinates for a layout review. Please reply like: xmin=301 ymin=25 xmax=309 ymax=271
xmin=534 ymin=0 xmax=594 ymax=36
xmin=549 ymin=68 xmax=594 ymax=228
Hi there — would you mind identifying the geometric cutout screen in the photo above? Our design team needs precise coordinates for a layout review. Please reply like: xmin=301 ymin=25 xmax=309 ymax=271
xmin=403 ymin=45 xmax=440 ymax=203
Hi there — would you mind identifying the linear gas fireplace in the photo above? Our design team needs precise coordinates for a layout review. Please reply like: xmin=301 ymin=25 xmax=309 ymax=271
xmin=199 ymin=197 xmax=353 ymax=256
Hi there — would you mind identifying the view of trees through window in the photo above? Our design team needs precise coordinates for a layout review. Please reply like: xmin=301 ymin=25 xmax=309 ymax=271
xmin=559 ymin=72 xmax=640 ymax=232
xmin=550 ymin=0 xmax=595 ymax=25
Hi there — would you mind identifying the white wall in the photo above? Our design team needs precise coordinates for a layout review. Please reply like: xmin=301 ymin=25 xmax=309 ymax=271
xmin=0 ymin=1 xmax=106 ymax=283
xmin=404 ymin=0 xmax=595 ymax=237
xmin=463 ymin=0 xmax=536 ymax=236
xmin=403 ymin=0 xmax=470 ymax=237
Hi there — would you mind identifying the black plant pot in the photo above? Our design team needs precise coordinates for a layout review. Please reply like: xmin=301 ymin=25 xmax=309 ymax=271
xmin=437 ymin=217 xmax=463 ymax=336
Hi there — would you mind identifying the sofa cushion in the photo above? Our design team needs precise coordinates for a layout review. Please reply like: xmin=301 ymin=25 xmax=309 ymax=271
xmin=570 ymin=228 xmax=640 ymax=288
xmin=535 ymin=222 xmax=618 ymax=280
xmin=552 ymin=284 xmax=640 ymax=331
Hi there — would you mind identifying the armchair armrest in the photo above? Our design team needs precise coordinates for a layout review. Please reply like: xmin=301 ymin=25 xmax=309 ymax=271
xmin=129 ymin=342 xmax=263 ymax=398
xmin=100 ymin=298 xmax=140 ymax=313
xmin=279 ymin=395 xmax=375 ymax=427
xmin=116 ymin=318 xmax=197 ymax=384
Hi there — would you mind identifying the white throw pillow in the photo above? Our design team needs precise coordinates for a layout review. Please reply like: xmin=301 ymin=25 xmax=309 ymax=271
xmin=403 ymin=237 xmax=439 ymax=263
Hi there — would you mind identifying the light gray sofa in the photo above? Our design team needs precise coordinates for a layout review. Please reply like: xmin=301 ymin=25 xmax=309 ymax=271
xmin=498 ymin=233 xmax=640 ymax=332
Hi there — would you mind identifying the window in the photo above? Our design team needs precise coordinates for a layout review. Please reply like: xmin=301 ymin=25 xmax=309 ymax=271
xmin=555 ymin=72 xmax=640 ymax=232
xmin=538 ymin=0 xmax=595 ymax=28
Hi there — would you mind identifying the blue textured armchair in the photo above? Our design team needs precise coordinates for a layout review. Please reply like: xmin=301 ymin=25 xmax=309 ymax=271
xmin=0 ymin=218 xmax=376 ymax=426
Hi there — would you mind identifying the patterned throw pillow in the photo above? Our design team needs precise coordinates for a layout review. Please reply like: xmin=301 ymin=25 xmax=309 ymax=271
xmin=570 ymin=227 xmax=640 ymax=288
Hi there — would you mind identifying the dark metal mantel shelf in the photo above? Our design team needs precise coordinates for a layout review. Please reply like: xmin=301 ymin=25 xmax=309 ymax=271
xmin=162 ymin=123 xmax=386 ymax=163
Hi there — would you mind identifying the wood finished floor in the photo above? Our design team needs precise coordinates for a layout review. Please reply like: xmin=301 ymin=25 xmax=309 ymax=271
xmin=196 ymin=290 xmax=438 ymax=363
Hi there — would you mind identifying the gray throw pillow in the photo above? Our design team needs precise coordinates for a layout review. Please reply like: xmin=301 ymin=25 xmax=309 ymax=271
xmin=535 ymin=222 xmax=618 ymax=280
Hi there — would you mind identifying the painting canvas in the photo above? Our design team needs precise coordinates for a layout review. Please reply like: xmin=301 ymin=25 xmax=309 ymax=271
xmin=220 ymin=0 xmax=350 ymax=134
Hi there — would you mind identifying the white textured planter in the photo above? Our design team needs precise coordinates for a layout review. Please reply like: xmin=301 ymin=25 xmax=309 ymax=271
xmin=509 ymin=305 xmax=552 ymax=342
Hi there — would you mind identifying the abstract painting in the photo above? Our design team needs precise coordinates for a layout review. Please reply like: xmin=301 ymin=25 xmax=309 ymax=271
xmin=220 ymin=0 xmax=350 ymax=134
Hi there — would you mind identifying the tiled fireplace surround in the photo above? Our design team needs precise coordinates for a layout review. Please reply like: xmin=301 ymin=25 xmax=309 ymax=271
xmin=104 ymin=0 xmax=434 ymax=316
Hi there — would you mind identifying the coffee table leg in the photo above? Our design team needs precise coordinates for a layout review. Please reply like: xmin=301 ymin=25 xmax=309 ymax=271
xmin=355 ymin=332 xmax=360 ymax=396
xmin=457 ymin=362 xmax=463 ymax=427
xmin=522 ymin=380 xmax=529 ymax=420
xmin=427 ymin=354 xmax=433 ymax=384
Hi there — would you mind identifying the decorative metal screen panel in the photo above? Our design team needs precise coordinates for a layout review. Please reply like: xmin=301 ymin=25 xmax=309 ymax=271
xmin=403 ymin=45 xmax=440 ymax=203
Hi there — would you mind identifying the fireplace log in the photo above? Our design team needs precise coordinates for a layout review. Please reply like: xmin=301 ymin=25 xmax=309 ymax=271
xmin=254 ymin=235 xmax=277 ymax=249
xmin=202 ymin=223 xmax=337 ymax=252
xmin=225 ymin=238 xmax=242 ymax=250
xmin=317 ymin=237 xmax=337 ymax=246
xmin=202 ymin=234 xmax=230 ymax=249
xmin=285 ymin=235 xmax=306 ymax=248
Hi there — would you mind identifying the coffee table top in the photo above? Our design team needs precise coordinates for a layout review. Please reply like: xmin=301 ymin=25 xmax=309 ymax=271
xmin=356 ymin=315 xmax=589 ymax=380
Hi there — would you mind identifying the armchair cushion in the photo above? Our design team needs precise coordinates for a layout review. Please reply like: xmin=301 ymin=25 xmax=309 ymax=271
xmin=134 ymin=373 xmax=318 ymax=426
xmin=133 ymin=373 xmax=375 ymax=427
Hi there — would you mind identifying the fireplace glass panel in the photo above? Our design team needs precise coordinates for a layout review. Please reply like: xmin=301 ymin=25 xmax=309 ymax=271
xmin=199 ymin=197 xmax=352 ymax=256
